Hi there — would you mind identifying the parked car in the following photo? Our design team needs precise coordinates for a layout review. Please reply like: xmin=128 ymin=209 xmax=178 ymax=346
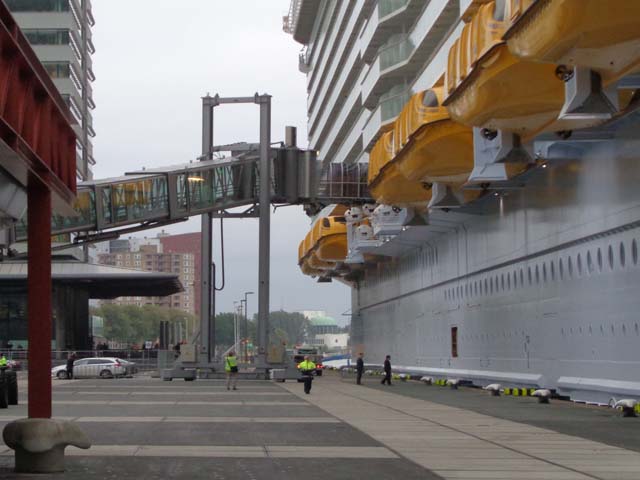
xmin=51 ymin=357 xmax=128 ymax=379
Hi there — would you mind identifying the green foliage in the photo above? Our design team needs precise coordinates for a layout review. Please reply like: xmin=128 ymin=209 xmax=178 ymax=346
xmin=91 ymin=304 xmax=196 ymax=344
xmin=250 ymin=310 xmax=310 ymax=347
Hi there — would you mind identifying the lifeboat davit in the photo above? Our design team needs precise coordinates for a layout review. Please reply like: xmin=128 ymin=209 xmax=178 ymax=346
xmin=505 ymin=0 xmax=640 ymax=86
xmin=368 ymin=130 xmax=431 ymax=207
xmin=444 ymin=0 xmax=565 ymax=139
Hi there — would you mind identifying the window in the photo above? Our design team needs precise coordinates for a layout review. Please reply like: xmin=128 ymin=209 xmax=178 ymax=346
xmin=620 ymin=242 xmax=626 ymax=267
xmin=6 ymin=0 xmax=70 ymax=12
xmin=23 ymin=29 xmax=70 ymax=45
xmin=451 ymin=327 xmax=458 ymax=358
xmin=42 ymin=62 xmax=70 ymax=79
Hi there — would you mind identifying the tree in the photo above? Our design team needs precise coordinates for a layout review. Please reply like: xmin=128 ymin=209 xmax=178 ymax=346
xmin=250 ymin=310 xmax=310 ymax=347
xmin=91 ymin=304 xmax=196 ymax=345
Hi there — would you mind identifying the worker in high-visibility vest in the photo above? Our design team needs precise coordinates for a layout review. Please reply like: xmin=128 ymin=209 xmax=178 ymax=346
xmin=297 ymin=356 xmax=317 ymax=394
xmin=0 ymin=354 xmax=7 ymax=368
xmin=225 ymin=351 xmax=239 ymax=391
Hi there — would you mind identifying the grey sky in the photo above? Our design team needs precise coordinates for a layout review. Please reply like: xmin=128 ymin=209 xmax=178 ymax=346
xmin=91 ymin=0 xmax=350 ymax=324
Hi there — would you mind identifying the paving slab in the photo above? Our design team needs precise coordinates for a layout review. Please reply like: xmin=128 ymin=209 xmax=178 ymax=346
xmin=280 ymin=373 xmax=640 ymax=480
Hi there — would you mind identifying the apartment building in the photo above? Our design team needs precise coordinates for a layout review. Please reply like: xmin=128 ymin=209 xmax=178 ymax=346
xmin=7 ymin=0 xmax=96 ymax=179
xmin=98 ymin=241 xmax=196 ymax=315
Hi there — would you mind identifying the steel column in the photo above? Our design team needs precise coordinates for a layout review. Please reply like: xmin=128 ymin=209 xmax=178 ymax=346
xmin=200 ymin=96 xmax=214 ymax=362
xmin=257 ymin=95 xmax=271 ymax=354
xmin=27 ymin=177 xmax=52 ymax=418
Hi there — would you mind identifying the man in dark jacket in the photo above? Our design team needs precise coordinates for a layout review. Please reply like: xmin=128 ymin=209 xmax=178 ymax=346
xmin=381 ymin=355 xmax=392 ymax=385
xmin=66 ymin=352 xmax=77 ymax=380
xmin=356 ymin=352 xmax=364 ymax=385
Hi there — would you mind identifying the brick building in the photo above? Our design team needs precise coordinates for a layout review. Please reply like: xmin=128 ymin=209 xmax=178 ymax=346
xmin=97 ymin=242 xmax=196 ymax=314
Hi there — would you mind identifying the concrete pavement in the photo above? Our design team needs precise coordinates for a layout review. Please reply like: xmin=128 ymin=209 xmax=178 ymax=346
xmin=0 ymin=372 xmax=638 ymax=479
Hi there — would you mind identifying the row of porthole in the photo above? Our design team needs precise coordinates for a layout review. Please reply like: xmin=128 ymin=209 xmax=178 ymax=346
xmin=366 ymin=247 xmax=439 ymax=288
xmin=444 ymin=239 xmax=640 ymax=302
xmin=561 ymin=322 xmax=640 ymax=336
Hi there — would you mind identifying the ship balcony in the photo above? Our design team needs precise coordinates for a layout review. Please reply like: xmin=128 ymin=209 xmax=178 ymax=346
xmin=360 ymin=0 xmax=424 ymax=64
xmin=360 ymin=0 xmax=458 ymax=111
xmin=362 ymin=87 xmax=409 ymax=152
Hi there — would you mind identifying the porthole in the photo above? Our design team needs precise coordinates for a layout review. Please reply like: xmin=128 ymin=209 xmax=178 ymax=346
xmin=550 ymin=260 xmax=555 ymax=280
xmin=608 ymin=245 xmax=614 ymax=269
xmin=620 ymin=242 xmax=626 ymax=267
xmin=568 ymin=256 xmax=574 ymax=277
xmin=513 ymin=271 xmax=517 ymax=288
xmin=633 ymin=240 xmax=638 ymax=265
xmin=474 ymin=282 xmax=478 ymax=296
xmin=622 ymin=324 xmax=627 ymax=335
xmin=542 ymin=263 xmax=547 ymax=283
xmin=587 ymin=251 xmax=594 ymax=274
xmin=535 ymin=265 xmax=540 ymax=284
xmin=484 ymin=278 xmax=488 ymax=294
xmin=528 ymin=267 xmax=532 ymax=285
xmin=489 ymin=278 xmax=494 ymax=295
xmin=597 ymin=248 xmax=603 ymax=272
xmin=519 ymin=268 xmax=524 ymax=285
xmin=501 ymin=274 xmax=505 ymax=290
xmin=559 ymin=258 xmax=564 ymax=279
xmin=507 ymin=273 xmax=511 ymax=290
xmin=577 ymin=253 xmax=583 ymax=277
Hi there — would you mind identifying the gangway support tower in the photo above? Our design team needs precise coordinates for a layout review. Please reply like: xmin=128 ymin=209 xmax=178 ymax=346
xmin=198 ymin=94 xmax=272 ymax=369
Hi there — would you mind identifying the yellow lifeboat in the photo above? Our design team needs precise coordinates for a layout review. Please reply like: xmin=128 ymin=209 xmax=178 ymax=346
xmin=298 ymin=238 xmax=322 ymax=277
xmin=368 ymin=130 xmax=431 ymax=207
xmin=313 ymin=216 xmax=348 ymax=263
xmin=393 ymin=87 xmax=474 ymax=188
xmin=505 ymin=0 xmax=640 ymax=86
xmin=444 ymin=0 xmax=565 ymax=139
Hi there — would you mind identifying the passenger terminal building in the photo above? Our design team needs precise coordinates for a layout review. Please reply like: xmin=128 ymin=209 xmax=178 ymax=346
xmin=287 ymin=0 xmax=640 ymax=404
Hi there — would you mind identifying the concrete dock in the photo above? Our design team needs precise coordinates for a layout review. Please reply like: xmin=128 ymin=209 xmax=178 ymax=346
xmin=0 ymin=372 xmax=638 ymax=479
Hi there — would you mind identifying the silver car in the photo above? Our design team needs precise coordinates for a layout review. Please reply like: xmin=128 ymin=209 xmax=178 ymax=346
xmin=52 ymin=357 xmax=127 ymax=379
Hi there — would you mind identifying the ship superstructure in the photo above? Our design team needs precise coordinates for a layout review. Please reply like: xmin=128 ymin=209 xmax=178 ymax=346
xmin=286 ymin=0 xmax=640 ymax=404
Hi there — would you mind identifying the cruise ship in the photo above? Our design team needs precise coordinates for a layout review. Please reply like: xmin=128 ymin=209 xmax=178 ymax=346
xmin=286 ymin=0 xmax=640 ymax=404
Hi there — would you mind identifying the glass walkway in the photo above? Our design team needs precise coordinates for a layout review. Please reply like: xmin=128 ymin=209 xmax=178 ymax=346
xmin=14 ymin=148 xmax=370 ymax=241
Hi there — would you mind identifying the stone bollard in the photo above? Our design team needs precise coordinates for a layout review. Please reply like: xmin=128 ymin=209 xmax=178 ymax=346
xmin=2 ymin=418 xmax=91 ymax=473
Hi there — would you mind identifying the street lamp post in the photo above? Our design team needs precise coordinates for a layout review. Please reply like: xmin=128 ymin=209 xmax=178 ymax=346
xmin=242 ymin=291 xmax=254 ymax=362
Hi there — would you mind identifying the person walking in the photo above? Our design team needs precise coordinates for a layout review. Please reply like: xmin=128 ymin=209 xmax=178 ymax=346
xmin=381 ymin=355 xmax=392 ymax=385
xmin=297 ymin=355 xmax=317 ymax=394
xmin=225 ymin=351 xmax=239 ymax=390
xmin=0 ymin=354 xmax=7 ymax=368
xmin=66 ymin=351 xmax=77 ymax=380
xmin=356 ymin=352 xmax=364 ymax=385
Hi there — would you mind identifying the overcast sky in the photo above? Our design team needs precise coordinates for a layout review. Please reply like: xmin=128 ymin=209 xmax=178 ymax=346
xmin=91 ymin=0 xmax=350 ymax=324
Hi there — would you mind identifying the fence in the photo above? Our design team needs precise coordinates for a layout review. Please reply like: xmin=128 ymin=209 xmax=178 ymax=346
xmin=2 ymin=349 xmax=165 ymax=376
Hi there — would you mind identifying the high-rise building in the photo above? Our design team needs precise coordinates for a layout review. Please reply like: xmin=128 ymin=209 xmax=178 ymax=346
xmin=98 ymin=241 xmax=196 ymax=315
xmin=159 ymin=232 xmax=202 ymax=316
xmin=7 ymin=0 xmax=96 ymax=180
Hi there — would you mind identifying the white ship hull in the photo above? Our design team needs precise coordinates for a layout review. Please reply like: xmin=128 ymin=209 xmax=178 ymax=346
xmin=352 ymin=133 xmax=640 ymax=404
